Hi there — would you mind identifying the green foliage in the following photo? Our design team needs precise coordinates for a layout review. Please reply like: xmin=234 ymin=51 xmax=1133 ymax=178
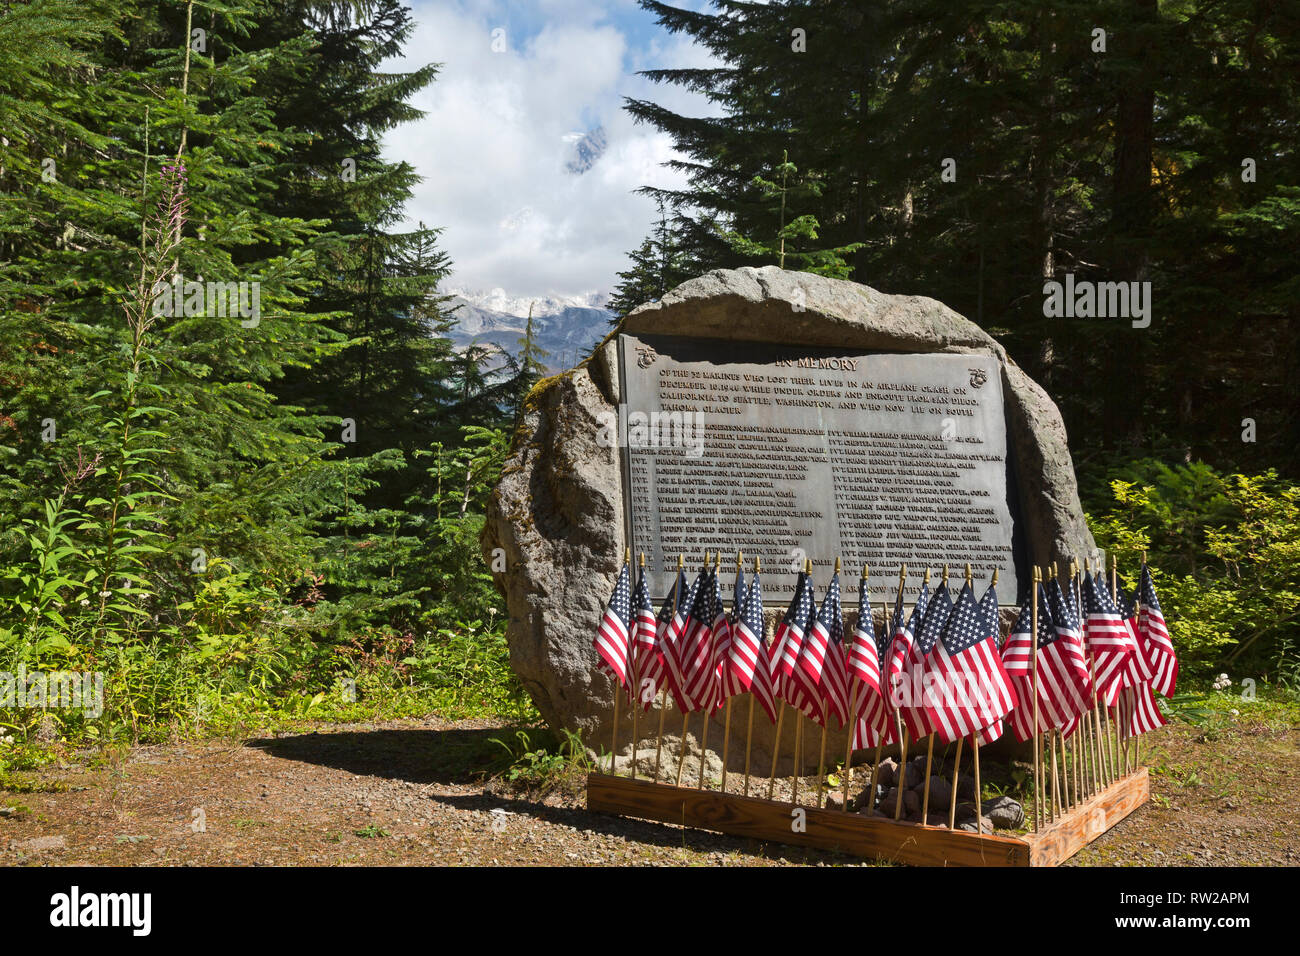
xmin=0 ymin=1 xmax=520 ymax=749
xmin=626 ymin=0 xmax=1300 ymax=475
xmin=1087 ymin=461 xmax=1300 ymax=676
xmin=490 ymin=727 xmax=592 ymax=789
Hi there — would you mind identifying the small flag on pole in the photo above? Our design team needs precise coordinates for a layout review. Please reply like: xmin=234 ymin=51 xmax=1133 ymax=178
xmin=593 ymin=559 xmax=632 ymax=686
xmin=796 ymin=569 xmax=850 ymax=727
xmin=1080 ymin=575 xmax=1133 ymax=707
xmin=1138 ymin=564 xmax=1178 ymax=697
xmin=924 ymin=580 xmax=1016 ymax=745
xmin=771 ymin=565 xmax=817 ymax=714
xmin=627 ymin=570 xmax=658 ymax=706
xmin=898 ymin=582 xmax=951 ymax=740
xmin=725 ymin=571 xmax=777 ymax=722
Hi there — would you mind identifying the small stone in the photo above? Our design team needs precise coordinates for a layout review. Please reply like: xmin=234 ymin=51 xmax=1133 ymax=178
xmin=876 ymin=758 xmax=898 ymax=789
xmin=957 ymin=816 xmax=994 ymax=834
xmin=982 ymin=795 xmax=1025 ymax=829
xmin=903 ymin=762 xmax=925 ymax=789
xmin=902 ymin=789 xmax=921 ymax=814
xmin=924 ymin=775 xmax=952 ymax=810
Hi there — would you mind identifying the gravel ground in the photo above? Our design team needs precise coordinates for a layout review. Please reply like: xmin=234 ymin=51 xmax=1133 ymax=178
xmin=0 ymin=713 xmax=1294 ymax=866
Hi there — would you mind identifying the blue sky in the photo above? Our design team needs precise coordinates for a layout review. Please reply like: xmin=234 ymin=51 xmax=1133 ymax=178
xmin=383 ymin=0 xmax=718 ymax=298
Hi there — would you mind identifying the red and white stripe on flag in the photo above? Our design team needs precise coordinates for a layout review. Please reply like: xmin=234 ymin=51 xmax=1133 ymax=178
xmin=923 ymin=637 xmax=1017 ymax=745
xmin=1140 ymin=605 xmax=1178 ymax=697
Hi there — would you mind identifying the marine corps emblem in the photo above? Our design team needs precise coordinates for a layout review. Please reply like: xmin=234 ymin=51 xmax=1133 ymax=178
xmin=969 ymin=367 xmax=988 ymax=389
xmin=636 ymin=345 xmax=658 ymax=368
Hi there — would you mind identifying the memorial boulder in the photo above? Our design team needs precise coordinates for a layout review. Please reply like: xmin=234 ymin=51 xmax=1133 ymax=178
xmin=483 ymin=266 xmax=1095 ymax=766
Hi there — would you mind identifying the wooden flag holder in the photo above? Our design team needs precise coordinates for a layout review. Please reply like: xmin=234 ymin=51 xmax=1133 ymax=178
xmin=585 ymin=764 xmax=1148 ymax=867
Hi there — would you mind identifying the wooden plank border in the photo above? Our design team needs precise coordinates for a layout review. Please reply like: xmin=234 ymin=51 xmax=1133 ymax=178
xmin=1024 ymin=767 xmax=1150 ymax=866
xmin=586 ymin=773 xmax=1032 ymax=866
xmin=585 ymin=768 xmax=1149 ymax=867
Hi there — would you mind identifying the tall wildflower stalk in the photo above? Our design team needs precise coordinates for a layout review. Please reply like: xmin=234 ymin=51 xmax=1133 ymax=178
xmin=90 ymin=162 xmax=186 ymax=635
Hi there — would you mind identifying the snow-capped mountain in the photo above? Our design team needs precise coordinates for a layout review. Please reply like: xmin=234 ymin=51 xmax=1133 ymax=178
xmin=564 ymin=126 xmax=608 ymax=175
xmin=445 ymin=287 xmax=614 ymax=373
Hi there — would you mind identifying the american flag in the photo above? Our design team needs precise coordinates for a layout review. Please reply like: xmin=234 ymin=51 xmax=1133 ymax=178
xmin=706 ymin=561 xmax=746 ymax=705
xmin=796 ymin=571 xmax=851 ymax=727
xmin=1138 ymin=565 xmax=1178 ymax=697
xmin=1006 ymin=584 xmax=1092 ymax=740
xmin=1120 ymin=681 xmax=1168 ymax=735
xmin=923 ymin=580 xmax=1017 ymax=744
xmin=770 ymin=567 xmax=817 ymax=714
xmin=682 ymin=565 xmax=729 ymax=712
xmin=636 ymin=566 xmax=683 ymax=712
xmin=1102 ymin=576 xmax=1155 ymax=692
xmin=980 ymin=579 xmax=1000 ymax=647
xmin=975 ymin=577 xmax=1004 ymax=743
xmin=1080 ymin=574 xmax=1134 ymax=707
xmin=898 ymin=581 xmax=952 ymax=740
xmin=732 ymin=562 xmax=747 ymax=626
xmin=593 ymin=560 xmax=632 ymax=686
xmin=724 ymin=572 xmax=778 ymax=722
xmin=885 ymin=577 xmax=929 ymax=705
xmin=846 ymin=574 xmax=883 ymax=700
xmin=627 ymin=570 xmax=659 ymax=707
xmin=662 ymin=564 xmax=709 ymax=712
xmin=852 ymin=586 xmax=898 ymax=750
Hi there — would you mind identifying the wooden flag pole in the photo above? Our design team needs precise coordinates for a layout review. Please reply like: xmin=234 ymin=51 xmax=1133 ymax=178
xmin=1029 ymin=566 xmax=1042 ymax=829
xmin=697 ymin=552 xmax=724 ymax=790
xmin=1092 ymin=554 xmax=1123 ymax=785
xmin=893 ymin=724 xmax=908 ymax=820
xmin=792 ymin=711 xmax=804 ymax=805
xmin=860 ymin=596 xmax=891 ymax=814
xmin=947 ymin=737 xmax=964 ymax=829
xmin=766 ymin=702 xmax=786 ymax=801
xmin=608 ymin=546 xmax=630 ymax=775
xmin=676 ymin=551 xmax=709 ymax=788
xmin=628 ymin=553 xmax=647 ymax=779
xmin=840 ymin=563 xmax=870 ymax=811
xmin=885 ymin=567 xmax=907 ymax=819
xmin=652 ymin=554 xmax=684 ymax=782
xmin=651 ymin=690 xmax=668 ymax=782
xmin=743 ymin=696 xmax=755 ymax=796
xmin=895 ymin=565 xmax=925 ymax=821
xmin=719 ymin=551 xmax=743 ymax=794
xmin=967 ymin=564 xmax=985 ymax=831
xmin=1045 ymin=728 xmax=1055 ymax=816
xmin=868 ymin=740 xmax=884 ymax=815
xmin=720 ymin=699 xmax=732 ymax=793
xmin=920 ymin=733 xmax=936 ymax=823
xmin=743 ymin=554 xmax=761 ymax=797
xmin=791 ymin=557 xmax=812 ymax=806
xmin=815 ymin=556 xmax=841 ymax=809
xmin=1076 ymin=557 xmax=1110 ymax=789
xmin=1131 ymin=551 xmax=1145 ymax=772
xmin=816 ymin=719 xmax=828 ymax=808
xmin=1120 ymin=553 xmax=1131 ymax=775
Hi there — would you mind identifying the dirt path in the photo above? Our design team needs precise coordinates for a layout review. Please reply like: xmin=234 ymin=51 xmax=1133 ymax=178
xmin=2 ymin=714 xmax=1295 ymax=866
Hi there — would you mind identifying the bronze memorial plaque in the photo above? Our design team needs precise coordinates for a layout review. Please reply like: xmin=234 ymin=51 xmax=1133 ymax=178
xmin=618 ymin=333 xmax=1022 ymax=603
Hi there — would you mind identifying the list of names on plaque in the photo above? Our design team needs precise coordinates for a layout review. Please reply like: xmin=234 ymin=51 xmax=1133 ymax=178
xmin=619 ymin=334 xmax=1020 ymax=602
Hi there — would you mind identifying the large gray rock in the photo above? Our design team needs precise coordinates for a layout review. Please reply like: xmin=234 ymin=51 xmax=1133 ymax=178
xmin=483 ymin=266 xmax=1095 ymax=760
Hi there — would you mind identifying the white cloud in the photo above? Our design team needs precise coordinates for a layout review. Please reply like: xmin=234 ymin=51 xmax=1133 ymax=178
xmin=382 ymin=0 xmax=718 ymax=296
